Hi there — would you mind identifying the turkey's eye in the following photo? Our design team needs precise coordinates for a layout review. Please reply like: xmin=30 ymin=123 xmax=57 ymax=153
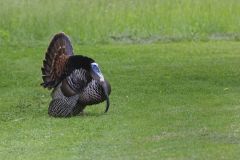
xmin=91 ymin=63 xmax=102 ymax=74
xmin=90 ymin=62 xmax=104 ymax=82
xmin=93 ymin=65 xmax=100 ymax=72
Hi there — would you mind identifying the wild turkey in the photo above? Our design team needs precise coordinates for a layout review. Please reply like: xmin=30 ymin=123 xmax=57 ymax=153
xmin=41 ymin=32 xmax=111 ymax=117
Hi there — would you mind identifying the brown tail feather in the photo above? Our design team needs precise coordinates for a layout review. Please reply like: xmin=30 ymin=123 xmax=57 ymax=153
xmin=41 ymin=32 xmax=74 ymax=89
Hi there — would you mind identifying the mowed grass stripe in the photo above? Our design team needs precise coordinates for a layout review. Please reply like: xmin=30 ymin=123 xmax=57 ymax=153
xmin=0 ymin=0 xmax=240 ymax=44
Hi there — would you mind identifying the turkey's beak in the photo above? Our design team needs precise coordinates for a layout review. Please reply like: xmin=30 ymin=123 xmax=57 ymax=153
xmin=91 ymin=63 xmax=110 ymax=112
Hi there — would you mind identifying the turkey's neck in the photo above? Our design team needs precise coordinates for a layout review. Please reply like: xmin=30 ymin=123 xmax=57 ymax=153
xmin=67 ymin=55 xmax=94 ymax=72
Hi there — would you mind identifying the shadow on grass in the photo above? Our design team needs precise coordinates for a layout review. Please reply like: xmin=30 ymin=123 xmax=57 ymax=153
xmin=77 ymin=111 xmax=109 ymax=117
xmin=0 ymin=93 xmax=110 ymax=122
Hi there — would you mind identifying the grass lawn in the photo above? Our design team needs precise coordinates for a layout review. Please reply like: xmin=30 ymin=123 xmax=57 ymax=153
xmin=0 ymin=41 xmax=240 ymax=159
xmin=1 ymin=0 xmax=240 ymax=159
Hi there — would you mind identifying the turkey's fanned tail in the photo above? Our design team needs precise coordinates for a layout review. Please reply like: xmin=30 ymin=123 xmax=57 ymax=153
xmin=41 ymin=32 xmax=74 ymax=89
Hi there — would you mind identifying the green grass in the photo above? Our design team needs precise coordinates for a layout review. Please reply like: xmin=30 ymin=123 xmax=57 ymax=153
xmin=1 ymin=0 xmax=240 ymax=159
xmin=1 ymin=0 xmax=240 ymax=45
xmin=0 ymin=41 xmax=240 ymax=159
